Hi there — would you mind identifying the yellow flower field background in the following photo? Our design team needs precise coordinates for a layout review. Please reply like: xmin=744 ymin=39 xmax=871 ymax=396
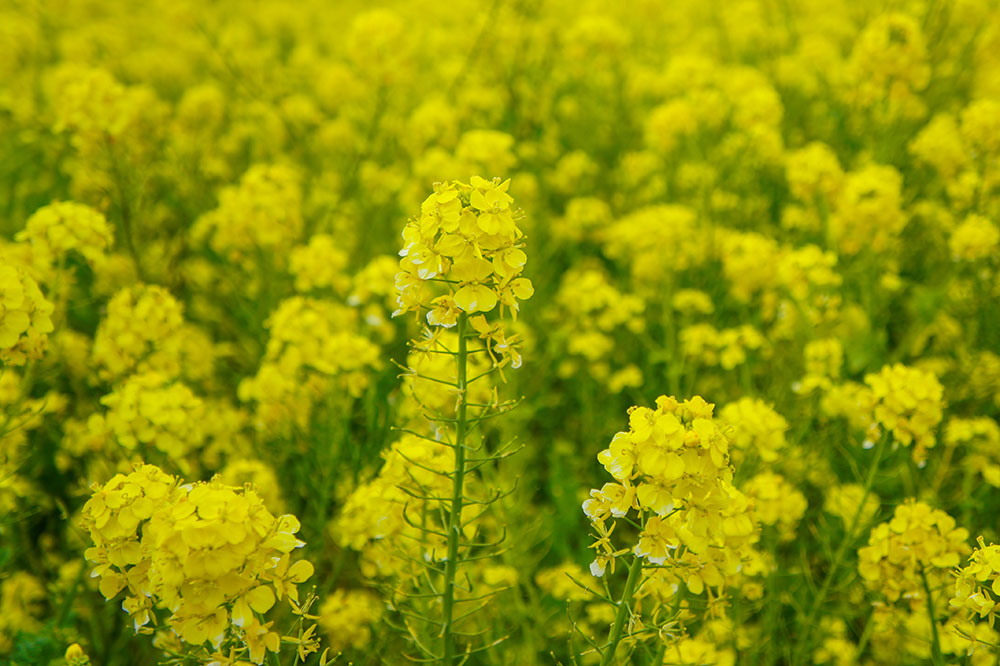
xmin=2 ymin=1 xmax=1000 ymax=665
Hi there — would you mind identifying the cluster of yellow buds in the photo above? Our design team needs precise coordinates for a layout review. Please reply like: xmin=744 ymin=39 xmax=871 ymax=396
xmin=785 ymin=141 xmax=844 ymax=205
xmin=743 ymin=472 xmax=807 ymax=541
xmin=830 ymin=164 xmax=907 ymax=256
xmin=394 ymin=177 xmax=533 ymax=367
xmin=680 ymin=323 xmax=767 ymax=370
xmin=91 ymin=285 xmax=186 ymax=381
xmin=949 ymin=214 xmax=1000 ymax=262
xmin=0 ymin=264 xmax=55 ymax=366
xmin=717 ymin=231 xmax=781 ymax=303
xmin=551 ymin=265 xmax=645 ymax=382
xmin=99 ymin=371 xmax=206 ymax=462
xmin=602 ymin=205 xmax=707 ymax=287
xmin=317 ymin=588 xmax=384 ymax=652
xmin=719 ymin=397 xmax=789 ymax=463
xmin=238 ymin=297 xmax=380 ymax=431
xmin=777 ymin=244 xmax=843 ymax=294
xmin=191 ymin=164 xmax=303 ymax=266
xmin=863 ymin=363 xmax=944 ymax=464
xmin=584 ymin=396 xmax=758 ymax=589
xmin=946 ymin=417 xmax=1000 ymax=486
xmin=64 ymin=643 xmax=91 ymax=666
xmin=50 ymin=65 xmax=164 ymax=154
xmin=16 ymin=201 xmax=114 ymax=273
xmin=823 ymin=483 xmax=880 ymax=527
xmin=844 ymin=14 xmax=930 ymax=121
xmin=81 ymin=464 xmax=315 ymax=664
xmin=0 ymin=572 xmax=45 ymax=653
xmin=796 ymin=338 xmax=844 ymax=394
xmin=289 ymin=234 xmax=351 ymax=294
xmin=857 ymin=500 xmax=969 ymax=603
xmin=951 ymin=536 xmax=1000 ymax=627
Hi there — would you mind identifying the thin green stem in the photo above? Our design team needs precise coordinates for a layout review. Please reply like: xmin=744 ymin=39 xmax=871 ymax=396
xmin=440 ymin=313 xmax=469 ymax=666
xmin=599 ymin=555 xmax=643 ymax=666
xmin=920 ymin=567 xmax=945 ymax=666
xmin=791 ymin=432 xmax=889 ymax=665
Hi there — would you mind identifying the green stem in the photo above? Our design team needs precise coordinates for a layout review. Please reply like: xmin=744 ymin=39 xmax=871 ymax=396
xmin=920 ymin=566 xmax=945 ymax=666
xmin=791 ymin=432 xmax=889 ymax=665
xmin=441 ymin=313 xmax=469 ymax=666
xmin=599 ymin=555 xmax=643 ymax=666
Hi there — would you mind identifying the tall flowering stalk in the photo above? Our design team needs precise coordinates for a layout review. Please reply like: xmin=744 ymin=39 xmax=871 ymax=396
xmin=393 ymin=177 xmax=533 ymax=664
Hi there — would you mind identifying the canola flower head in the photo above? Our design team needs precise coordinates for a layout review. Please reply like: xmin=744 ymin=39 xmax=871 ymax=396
xmin=91 ymin=284 xmax=186 ymax=382
xmin=952 ymin=537 xmax=1000 ymax=628
xmin=863 ymin=363 xmax=944 ymax=464
xmin=585 ymin=395 xmax=758 ymax=594
xmin=946 ymin=417 xmax=1000 ymax=486
xmin=960 ymin=98 xmax=1000 ymax=158
xmin=64 ymin=643 xmax=90 ymax=666
xmin=910 ymin=112 xmax=969 ymax=180
xmin=16 ymin=201 xmax=114 ymax=273
xmin=831 ymin=164 xmax=907 ymax=256
xmin=395 ymin=177 xmax=532 ymax=368
xmin=949 ymin=214 xmax=999 ymax=262
xmin=823 ymin=483 xmax=880 ymax=527
xmin=317 ymin=588 xmax=383 ymax=652
xmin=99 ymin=371 xmax=207 ymax=463
xmin=602 ymin=205 xmax=707 ymax=286
xmin=680 ymin=323 xmax=767 ymax=370
xmin=844 ymin=13 xmax=930 ymax=120
xmin=743 ymin=472 xmax=807 ymax=541
xmin=192 ymin=163 xmax=303 ymax=265
xmin=0 ymin=571 xmax=46 ymax=651
xmin=785 ymin=141 xmax=843 ymax=203
xmin=857 ymin=500 xmax=969 ymax=603
xmin=238 ymin=296 xmax=381 ymax=431
xmin=81 ymin=463 xmax=314 ymax=664
xmin=0 ymin=264 xmax=54 ymax=366
xmin=289 ymin=233 xmax=351 ymax=294
xmin=797 ymin=338 xmax=844 ymax=394
xmin=719 ymin=398 xmax=789 ymax=463
xmin=551 ymin=265 xmax=644 ymax=381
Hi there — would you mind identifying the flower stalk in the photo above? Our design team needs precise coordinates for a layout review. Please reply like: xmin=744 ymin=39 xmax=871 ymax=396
xmin=598 ymin=554 xmax=643 ymax=666
xmin=440 ymin=312 xmax=469 ymax=666
xmin=919 ymin=566 xmax=945 ymax=666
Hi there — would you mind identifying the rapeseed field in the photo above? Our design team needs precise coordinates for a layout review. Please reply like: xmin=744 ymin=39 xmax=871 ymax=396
xmin=2 ymin=1 xmax=1000 ymax=665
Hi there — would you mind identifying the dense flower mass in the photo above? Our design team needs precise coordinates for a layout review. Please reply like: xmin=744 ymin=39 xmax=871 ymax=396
xmin=81 ymin=464 xmax=315 ymax=664
xmin=91 ymin=285 xmax=186 ymax=381
xmin=952 ymin=537 xmax=1000 ymax=627
xmin=858 ymin=501 xmax=969 ymax=603
xmin=3 ymin=0 xmax=1000 ymax=664
xmin=317 ymin=589 xmax=383 ymax=652
xmin=395 ymin=177 xmax=533 ymax=332
xmin=863 ymin=364 xmax=945 ymax=464
xmin=238 ymin=296 xmax=381 ymax=430
xmin=100 ymin=371 xmax=206 ymax=463
xmin=192 ymin=164 xmax=303 ymax=266
xmin=0 ymin=265 xmax=54 ymax=365
xmin=584 ymin=396 xmax=758 ymax=589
